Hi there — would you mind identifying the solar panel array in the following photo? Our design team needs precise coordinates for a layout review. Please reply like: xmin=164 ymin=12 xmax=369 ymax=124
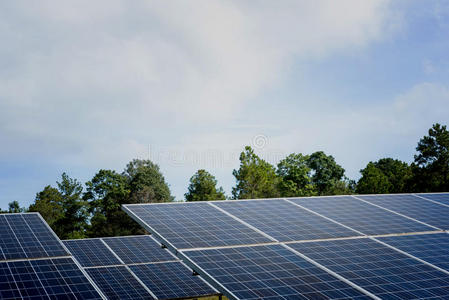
xmin=0 ymin=213 xmax=104 ymax=299
xmin=63 ymin=235 xmax=218 ymax=300
xmin=124 ymin=193 xmax=449 ymax=300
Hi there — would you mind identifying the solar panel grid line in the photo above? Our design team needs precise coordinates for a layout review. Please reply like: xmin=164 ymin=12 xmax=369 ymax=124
xmin=37 ymin=258 xmax=80 ymax=299
xmin=207 ymin=202 xmax=279 ymax=242
xmin=280 ymin=244 xmax=380 ymax=300
xmin=351 ymin=195 xmax=443 ymax=231
xmin=34 ymin=212 xmax=72 ymax=258
xmin=178 ymin=259 xmax=220 ymax=293
xmin=122 ymin=204 xmax=179 ymax=253
xmin=1 ymin=215 xmax=30 ymax=260
xmin=18 ymin=214 xmax=51 ymax=258
xmin=21 ymin=259 xmax=51 ymax=299
xmin=63 ymin=254 xmax=108 ymax=299
xmin=177 ymin=250 xmax=240 ymax=300
xmin=81 ymin=259 xmax=182 ymax=269
xmin=148 ymin=235 xmax=180 ymax=261
xmin=371 ymin=237 xmax=449 ymax=276
xmin=124 ymin=264 xmax=160 ymax=299
xmin=284 ymin=198 xmax=366 ymax=236
xmin=356 ymin=194 xmax=449 ymax=230
xmin=413 ymin=193 xmax=449 ymax=208
xmin=99 ymin=238 xmax=126 ymax=264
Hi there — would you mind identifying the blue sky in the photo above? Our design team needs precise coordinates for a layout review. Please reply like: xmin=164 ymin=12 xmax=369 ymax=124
xmin=1 ymin=0 xmax=449 ymax=209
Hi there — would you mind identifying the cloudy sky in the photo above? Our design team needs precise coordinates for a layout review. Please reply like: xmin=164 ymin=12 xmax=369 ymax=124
xmin=1 ymin=0 xmax=449 ymax=208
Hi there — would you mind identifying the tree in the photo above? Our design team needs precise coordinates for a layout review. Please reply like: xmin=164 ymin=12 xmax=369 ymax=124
xmin=412 ymin=123 xmax=449 ymax=192
xmin=29 ymin=173 xmax=88 ymax=239
xmin=357 ymin=162 xmax=391 ymax=194
xmin=29 ymin=186 xmax=64 ymax=227
xmin=307 ymin=151 xmax=346 ymax=195
xmin=185 ymin=169 xmax=226 ymax=201
xmin=123 ymin=159 xmax=173 ymax=203
xmin=8 ymin=201 xmax=26 ymax=213
xmin=232 ymin=146 xmax=280 ymax=199
xmin=357 ymin=158 xmax=412 ymax=194
xmin=277 ymin=153 xmax=315 ymax=197
xmin=84 ymin=170 xmax=143 ymax=237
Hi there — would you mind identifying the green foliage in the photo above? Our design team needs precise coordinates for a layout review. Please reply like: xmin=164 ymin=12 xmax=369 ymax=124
xmin=84 ymin=170 xmax=143 ymax=237
xmin=30 ymin=173 xmax=88 ymax=239
xmin=124 ymin=159 xmax=174 ymax=203
xmin=8 ymin=201 xmax=26 ymax=213
xmin=411 ymin=123 xmax=449 ymax=192
xmin=232 ymin=146 xmax=280 ymax=199
xmin=29 ymin=186 xmax=64 ymax=226
xmin=307 ymin=151 xmax=346 ymax=195
xmin=277 ymin=153 xmax=316 ymax=197
xmin=357 ymin=159 xmax=412 ymax=194
xmin=185 ymin=169 xmax=226 ymax=201
xmin=53 ymin=173 xmax=89 ymax=239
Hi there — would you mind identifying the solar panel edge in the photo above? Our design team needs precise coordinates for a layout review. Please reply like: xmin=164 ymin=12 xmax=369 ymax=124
xmin=353 ymin=195 xmax=446 ymax=231
xmin=122 ymin=204 xmax=181 ymax=255
xmin=32 ymin=212 xmax=72 ymax=257
xmin=414 ymin=193 xmax=449 ymax=208
xmin=373 ymin=235 xmax=449 ymax=276
xmin=177 ymin=250 xmax=240 ymax=300
xmin=280 ymin=243 xmax=381 ymax=300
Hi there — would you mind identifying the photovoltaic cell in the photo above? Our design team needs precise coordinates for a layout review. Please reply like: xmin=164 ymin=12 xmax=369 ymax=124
xmin=214 ymin=199 xmax=361 ymax=242
xmin=1 ymin=258 xmax=102 ymax=300
xmin=124 ymin=202 xmax=272 ymax=249
xmin=291 ymin=196 xmax=433 ymax=235
xmin=22 ymin=214 xmax=68 ymax=258
xmin=130 ymin=262 xmax=217 ymax=300
xmin=103 ymin=236 xmax=175 ymax=264
xmin=183 ymin=244 xmax=370 ymax=299
xmin=289 ymin=238 xmax=449 ymax=299
xmin=378 ymin=233 xmax=449 ymax=271
xmin=417 ymin=193 xmax=449 ymax=206
xmin=64 ymin=239 xmax=122 ymax=267
xmin=86 ymin=266 xmax=154 ymax=300
xmin=358 ymin=194 xmax=449 ymax=230
xmin=0 ymin=214 xmax=68 ymax=261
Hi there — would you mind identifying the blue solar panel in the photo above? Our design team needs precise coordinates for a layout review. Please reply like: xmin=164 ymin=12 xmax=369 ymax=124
xmin=1 ymin=258 xmax=102 ymax=299
xmin=291 ymin=196 xmax=433 ymax=235
xmin=183 ymin=244 xmax=370 ymax=299
xmin=124 ymin=202 xmax=272 ymax=249
xmin=289 ymin=238 xmax=449 ymax=299
xmin=103 ymin=235 xmax=176 ymax=264
xmin=64 ymin=239 xmax=122 ymax=267
xmin=214 ymin=199 xmax=361 ymax=242
xmin=358 ymin=194 xmax=449 ymax=230
xmin=416 ymin=193 xmax=449 ymax=206
xmin=86 ymin=266 xmax=154 ymax=299
xmin=0 ymin=215 xmax=26 ymax=260
xmin=0 ymin=214 xmax=68 ymax=261
xmin=378 ymin=233 xmax=449 ymax=271
xmin=130 ymin=262 xmax=218 ymax=300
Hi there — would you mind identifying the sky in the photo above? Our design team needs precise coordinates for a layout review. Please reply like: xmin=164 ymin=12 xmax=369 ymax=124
xmin=1 ymin=0 xmax=449 ymax=209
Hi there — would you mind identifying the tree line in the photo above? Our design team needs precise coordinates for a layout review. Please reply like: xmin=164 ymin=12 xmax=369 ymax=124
xmin=2 ymin=123 xmax=448 ymax=239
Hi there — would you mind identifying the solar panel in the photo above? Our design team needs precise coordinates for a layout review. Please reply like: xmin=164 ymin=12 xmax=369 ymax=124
xmin=0 ymin=214 xmax=69 ymax=261
xmin=417 ymin=193 xmax=449 ymax=206
xmin=103 ymin=235 xmax=176 ymax=264
xmin=86 ymin=266 xmax=154 ymax=299
xmin=63 ymin=239 xmax=122 ymax=267
xmin=291 ymin=196 xmax=434 ymax=235
xmin=357 ymin=194 xmax=449 ymax=230
xmin=213 ymin=199 xmax=361 ymax=242
xmin=378 ymin=233 xmax=449 ymax=272
xmin=1 ymin=258 xmax=103 ymax=299
xmin=289 ymin=238 xmax=449 ymax=299
xmin=65 ymin=235 xmax=220 ymax=299
xmin=130 ymin=262 xmax=217 ymax=300
xmin=182 ymin=244 xmax=371 ymax=299
xmin=123 ymin=202 xmax=272 ymax=249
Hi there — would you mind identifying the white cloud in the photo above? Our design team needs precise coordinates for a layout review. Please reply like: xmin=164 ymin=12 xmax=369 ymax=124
xmin=0 ymin=0 xmax=401 ymax=200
